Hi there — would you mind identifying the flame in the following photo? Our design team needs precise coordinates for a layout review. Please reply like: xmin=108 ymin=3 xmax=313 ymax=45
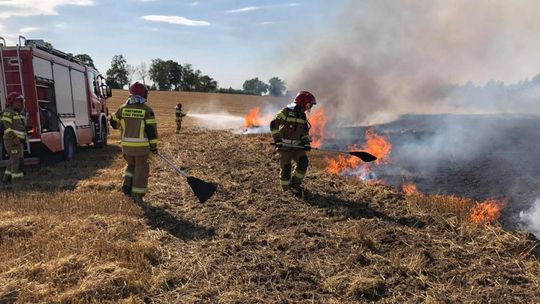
xmin=243 ymin=106 xmax=273 ymax=128
xmin=363 ymin=129 xmax=392 ymax=165
xmin=325 ymin=129 xmax=391 ymax=183
xmin=469 ymin=198 xmax=507 ymax=224
xmin=402 ymin=183 xmax=419 ymax=195
xmin=309 ymin=108 xmax=328 ymax=148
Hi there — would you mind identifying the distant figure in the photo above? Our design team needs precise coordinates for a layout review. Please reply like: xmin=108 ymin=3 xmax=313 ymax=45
xmin=1 ymin=92 xmax=27 ymax=189
xmin=270 ymin=91 xmax=316 ymax=196
xmin=110 ymin=82 xmax=158 ymax=202
xmin=175 ymin=103 xmax=186 ymax=133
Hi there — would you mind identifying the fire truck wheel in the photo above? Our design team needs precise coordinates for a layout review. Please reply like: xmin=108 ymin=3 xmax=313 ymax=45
xmin=63 ymin=129 xmax=76 ymax=160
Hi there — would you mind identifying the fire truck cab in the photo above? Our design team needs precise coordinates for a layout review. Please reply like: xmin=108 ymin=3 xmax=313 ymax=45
xmin=0 ymin=36 xmax=111 ymax=165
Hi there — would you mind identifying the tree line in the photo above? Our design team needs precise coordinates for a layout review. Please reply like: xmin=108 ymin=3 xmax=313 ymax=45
xmin=88 ymin=54 xmax=287 ymax=96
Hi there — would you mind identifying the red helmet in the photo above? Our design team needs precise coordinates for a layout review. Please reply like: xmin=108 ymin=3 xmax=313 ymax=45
xmin=294 ymin=91 xmax=316 ymax=108
xmin=6 ymin=91 xmax=24 ymax=107
xmin=129 ymin=82 xmax=148 ymax=99
xmin=176 ymin=103 xmax=182 ymax=108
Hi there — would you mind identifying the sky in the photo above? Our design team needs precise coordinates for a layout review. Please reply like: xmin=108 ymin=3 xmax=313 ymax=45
xmin=0 ymin=0 xmax=333 ymax=89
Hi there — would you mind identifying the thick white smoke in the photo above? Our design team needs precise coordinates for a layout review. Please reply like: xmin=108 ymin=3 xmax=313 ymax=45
xmin=284 ymin=0 xmax=540 ymax=124
xmin=189 ymin=113 xmax=244 ymax=129
xmin=520 ymin=199 xmax=540 ymax=238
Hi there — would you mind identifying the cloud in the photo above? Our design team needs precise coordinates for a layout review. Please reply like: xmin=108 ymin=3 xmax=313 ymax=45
xmin=140 ymin=0 xmax=159 ymax=2
xmin=226 ymin=6 xmax=260 ymax=13
xmin=226 ymin=3 xmax=299 ymax=13
xmin=19 ymin=27 xmax=40 ymax=34
xmin=190 ymin=1 xmax=200 ymax=6
xmin=141 ymin=15 xmax=210 ymax=26
xmin=0 ymin=0 xmax=95 ymax=19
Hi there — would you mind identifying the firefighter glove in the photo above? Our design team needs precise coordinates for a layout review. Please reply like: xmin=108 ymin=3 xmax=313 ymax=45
xmin=304 ymin=145 xmax=311 ymax=152
xmin=150 ymin=146 xmax=158 ymax=154
xmin=274 ymin=141 xmax=283 ymax=150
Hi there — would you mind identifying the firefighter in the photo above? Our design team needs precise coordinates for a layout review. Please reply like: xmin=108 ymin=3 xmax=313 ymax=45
xmin=110 ymin=82 xmax=158 ymax=202
xmin=1 ymin=92 xmax=27 ymax=189
xmin=175 ymin=103 xmax=186 ymax=133
xmin=270 ymin=91 xmax=316 ymax=195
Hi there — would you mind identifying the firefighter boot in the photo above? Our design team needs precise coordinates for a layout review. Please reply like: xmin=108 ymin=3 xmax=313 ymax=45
xmin=291 ymin=177 xmax=305 ymax=197
xmin=2 ymin=174 xmax=12 ymax=190
xmin=121 ymin=178 xmax=132 ymax=196
xmin=131 ymin=194 xmax=145 ymax=205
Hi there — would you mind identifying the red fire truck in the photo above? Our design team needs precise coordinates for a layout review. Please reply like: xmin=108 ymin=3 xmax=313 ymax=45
xmin=0 ymin=36 xmax=111 ymax=165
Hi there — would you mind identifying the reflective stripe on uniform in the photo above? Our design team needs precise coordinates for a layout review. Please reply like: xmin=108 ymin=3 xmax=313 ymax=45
xmin=149 ymin=139 xmax=158 ymax=144
xmin=121 ymin=141 xmax=150 ymax=147
xmin=5 ymin=128 xmax=26 ymax=139
xmin=11 ymin=172 xmax=23 ymax=179
xmin=282 ymin=139 xmax=301 ymax=145
xmin=145 ymin=118 xmax=157 ymax=124
xmin=111 ymin=113 xmax=119 ymax=122
xmin=293 ymin=171 xmax=305 ymax=179
xmin=286 ymin=117 xmax=306 ymax=123
xmin=271 ymin=129 xmax=279 ymax=135
xmin=281 ymin=179 xmax=291 ymax=185
xmin=276 ymin=112 xmax=286 ymax=120
xmin=123 ymin=171 xmax=134 ymax=178
xmin=4 ymin=170 xmax=12 ymax=176
xmin=139 ymin=121 xmax=145 ymax=139
xmin=132 ymin=187 xmax=146 ymax=194
xmin=12 ymin=115 xmax=23 ymax=119
xmin=1 ymin=116 xmax=12 ymax=123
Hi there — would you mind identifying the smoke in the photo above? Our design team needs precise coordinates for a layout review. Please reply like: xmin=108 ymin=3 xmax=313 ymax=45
xmin=285 ymin=0 xmax=540 ymax=125
xmin=189 ymin=112 xmax=244 ymax=129
xmin=520 ymin=199 xmax=540 ymax=238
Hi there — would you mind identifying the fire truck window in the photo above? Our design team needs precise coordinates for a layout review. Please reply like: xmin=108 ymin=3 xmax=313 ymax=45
xmin=88 ymin=71 xmax=97 ymax=98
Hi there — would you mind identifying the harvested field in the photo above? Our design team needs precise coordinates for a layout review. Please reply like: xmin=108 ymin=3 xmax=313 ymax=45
xmin=0 ymin=90 xmax=539 ymax=303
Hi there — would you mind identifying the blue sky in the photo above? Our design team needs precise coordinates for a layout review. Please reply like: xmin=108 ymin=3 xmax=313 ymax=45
xmin=0 ymin=0 xmax=334 ymax=88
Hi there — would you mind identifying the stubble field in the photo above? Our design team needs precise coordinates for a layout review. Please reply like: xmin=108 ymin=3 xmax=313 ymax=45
xmin=0 ymin=90 xmax=539 ymax=303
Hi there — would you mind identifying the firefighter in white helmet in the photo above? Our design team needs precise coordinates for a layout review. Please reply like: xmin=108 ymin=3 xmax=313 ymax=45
xmin=1 ymin=92 xmax=27 ymax=189
xmin=110 ymin=82 xmax=158 ymax=202
xmin=270 ymin=91 xmax=316 ymax=196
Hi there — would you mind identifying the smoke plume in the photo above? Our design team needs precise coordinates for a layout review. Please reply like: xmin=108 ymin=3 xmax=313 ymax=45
xmin=520 ymin=199 xmax=540 ymax=238
xmin=285 ymin=0 xmax=540 ymax=125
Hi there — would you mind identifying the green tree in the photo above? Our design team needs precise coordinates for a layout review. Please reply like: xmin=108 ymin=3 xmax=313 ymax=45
xmin=149 ymin=59 xmax=171 ymax=90
xmin=167 ymin=60 xmax=183 ymax=91
xmin=243 ymin=77 xmax=269 ymax=96
xmin=74 ymin=54 xmax=96 ymax=69
xmin=181 ymin=64 xmax=199 ymax=91
xmin=199 ymin=75 xmax=218 ymax=92
xmin=268 ymin=77 xmax=286 ymax=96
xmin=106 ymin=55 xmax=128 ymax=89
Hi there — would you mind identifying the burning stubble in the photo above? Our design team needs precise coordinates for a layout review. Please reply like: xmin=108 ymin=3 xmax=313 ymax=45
xmin=277 ymin=0 xmax=540 ymax=235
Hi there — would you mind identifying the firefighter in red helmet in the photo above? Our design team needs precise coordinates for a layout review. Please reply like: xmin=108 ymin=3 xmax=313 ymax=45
xmin=270 ymin=91 xmax=316 ymax=196
xmin=110 ymin=82 xmax=158 ymax=202
xmin=1 ymin=92 xmax=27 ymax=189
xmin=175 ymin=102 xmax=186 ymax=133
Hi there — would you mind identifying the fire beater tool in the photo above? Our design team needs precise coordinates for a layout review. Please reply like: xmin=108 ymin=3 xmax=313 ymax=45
xmin=156 ymin=152 xmax=217 ymax=203
xmin=272 ymin=143 xmax=378 ymax=162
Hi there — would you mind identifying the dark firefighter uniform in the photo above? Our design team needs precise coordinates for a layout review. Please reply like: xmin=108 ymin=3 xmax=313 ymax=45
xmin=2 ymin=105 xmax=26 ymax=185
xmin=270 ymin=105 xmax=311 ymax=191
xmin=175 ymin=105 xmax=186 ymax=133
xmin=110 ymin=95 xmax=158 ymax=198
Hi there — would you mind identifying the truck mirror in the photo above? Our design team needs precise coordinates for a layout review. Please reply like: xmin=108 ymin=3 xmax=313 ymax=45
xmin=106 ymin=87 xmax=112 ymax=98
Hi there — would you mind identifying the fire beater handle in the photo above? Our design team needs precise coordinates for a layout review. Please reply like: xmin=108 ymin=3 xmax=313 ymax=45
xmin=271 ymin=143 xmax=378 ymax=163
xmin=156 ymin=152 xmax=218 ymax=203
